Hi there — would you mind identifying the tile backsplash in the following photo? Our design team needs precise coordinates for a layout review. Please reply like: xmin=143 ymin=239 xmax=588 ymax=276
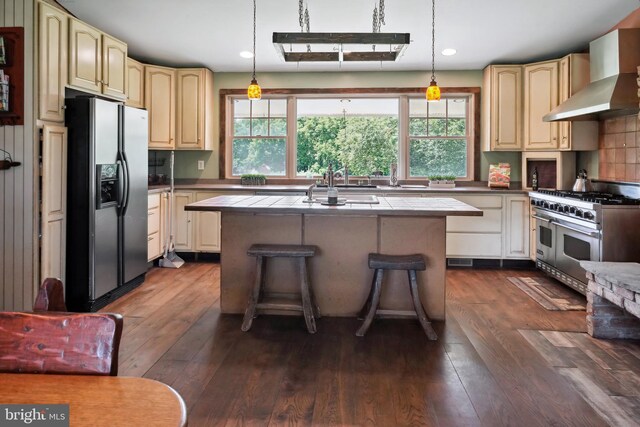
xmin=598 ymin=115 xmax=640 ymax=182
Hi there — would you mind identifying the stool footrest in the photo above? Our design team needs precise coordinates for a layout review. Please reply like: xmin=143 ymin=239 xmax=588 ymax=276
xmin=256 ymin=297 xmax=304 ymax=312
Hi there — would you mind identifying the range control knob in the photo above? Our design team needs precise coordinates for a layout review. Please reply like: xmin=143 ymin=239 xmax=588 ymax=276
xmin=583 ymin=211 xmax=594 ymax=220
xmin=569 ymin=206 xmax=576 ymax=214
xmin=574 ymin=209 xmax=583 ymax=218
xmin=563 ymin=205 xmax=571 ymax=213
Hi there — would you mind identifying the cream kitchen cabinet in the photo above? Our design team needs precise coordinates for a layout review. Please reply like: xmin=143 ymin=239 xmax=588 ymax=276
xmin=176 ymin=69 xmax=215 ymax=150
xmin=68 ymin=17 xmax=127 ymax=100
xmin=145 ymin=65 xmax=176 ymax=149
xmin=557 ymin=54 xmax=598 ymax=151
xmin=38 ymin=2 xmax=68 ymax=123
xmin=172 ymin=191 xmax=194 ymax=251
xmin=422 ymin=193 xmax=530 ymax=260
xmin=504 ymin=196 xmax=530 ymax=259
xmin=193 ymin=192 xmax=222 ymax=252
xmin=523 ymin=60 xmax=560 ymax=151
xmin=101 ymin=34 xmax=127 ymax=99
xmin=126 ymin=58 xmax=145 ymax=108
xmin=482 ymin=65 xmax=523 ymax=151
xmin=444 ymin=195 xmax=504 ymax=258
xmin=147 ymin=193 xmax=162 ymax=261
xmin=41 ymin=125 xmax=68 ymax=282
xmin=68 ymin=18 xmax=101 ymax=93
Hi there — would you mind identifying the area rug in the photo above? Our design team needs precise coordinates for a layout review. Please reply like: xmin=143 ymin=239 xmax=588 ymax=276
xmin=507 ymin=277 xmax=586 ymax=311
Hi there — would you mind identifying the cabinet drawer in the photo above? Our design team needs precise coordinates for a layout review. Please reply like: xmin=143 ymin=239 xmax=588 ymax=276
xmin=446 ymin=233 xmax=502 ymax=257
xmin=147 ymin=232 xmax=161 ymax=261
xmin=148 ymin=207 xmax=160 ymax=234
xmin=148 ymin=193 xmax=161 ymax=209
xmin=447 ymin=209 xmax=502 ymax=233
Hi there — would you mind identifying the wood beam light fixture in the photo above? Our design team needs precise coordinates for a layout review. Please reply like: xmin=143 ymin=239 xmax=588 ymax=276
xmin=426 ymin=0 xmax=440 ymax=101
xmin=273 ymin=1 xmax=409 ymax=63
xmin=247 ymin=0 xmax=261 ymax=100
xmin=273 ymin=32 xmax=410 ymax=62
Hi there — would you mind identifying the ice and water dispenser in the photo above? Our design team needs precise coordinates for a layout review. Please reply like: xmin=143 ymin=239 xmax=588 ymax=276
xmin=96 ymin=164 xmax=119 ymax=209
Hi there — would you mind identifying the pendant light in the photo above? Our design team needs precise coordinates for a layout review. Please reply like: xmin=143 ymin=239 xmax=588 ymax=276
xmin=247 ymin=0 xmax=261 ymax=100
xmin=426 ymin=0 xmax=440 ymax=102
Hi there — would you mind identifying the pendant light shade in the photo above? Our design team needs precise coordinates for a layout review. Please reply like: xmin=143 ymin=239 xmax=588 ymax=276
xmin=247 ymin=0 xmax=261 ymax=100
xmin=426 ymin=78 xmax=440 ymax=102
xmin=248 ymin=78 xmax=261 ymax=100
xmin=426 ymin=0 xmax=440 ymax=102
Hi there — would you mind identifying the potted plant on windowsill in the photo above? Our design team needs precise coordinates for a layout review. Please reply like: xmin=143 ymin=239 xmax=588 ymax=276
xmin=428 ymin=175 xmax=456 ymax=188
xmin=240 ymin=174 xmax=266 ymax=186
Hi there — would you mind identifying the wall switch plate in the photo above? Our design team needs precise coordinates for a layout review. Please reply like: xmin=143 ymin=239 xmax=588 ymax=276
xmin=197 ymin=160 xmax=205 ymax=171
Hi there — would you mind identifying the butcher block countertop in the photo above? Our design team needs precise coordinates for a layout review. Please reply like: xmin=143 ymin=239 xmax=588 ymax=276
xmin=185 ymin=194 xmax=483 ymax=217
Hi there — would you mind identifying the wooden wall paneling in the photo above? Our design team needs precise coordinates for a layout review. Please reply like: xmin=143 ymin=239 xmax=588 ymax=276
xmin=0 ymin=0 xmax=36 ymax=311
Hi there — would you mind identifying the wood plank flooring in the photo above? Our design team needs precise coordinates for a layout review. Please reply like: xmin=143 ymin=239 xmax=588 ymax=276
xmin=102 ymin=263 xmax=640 ymax=426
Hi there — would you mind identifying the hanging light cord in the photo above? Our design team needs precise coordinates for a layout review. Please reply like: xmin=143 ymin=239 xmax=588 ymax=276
xmin=431 ymin=0 xmax=436 ymax=81
xmin=252 ymin=0 xmax=257 ymax=81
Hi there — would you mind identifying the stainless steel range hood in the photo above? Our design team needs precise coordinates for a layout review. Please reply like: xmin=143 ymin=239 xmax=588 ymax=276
xmin=544 ymin=29 xmax=640 ymax=122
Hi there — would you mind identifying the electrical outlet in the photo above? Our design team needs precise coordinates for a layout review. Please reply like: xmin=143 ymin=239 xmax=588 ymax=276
xmin=197 ymin=160 xmax=205 ymax=171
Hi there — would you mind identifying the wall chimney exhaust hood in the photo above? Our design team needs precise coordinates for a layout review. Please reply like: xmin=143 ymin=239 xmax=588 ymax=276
xmin=544 ymin=29 xmax=640 ymax=122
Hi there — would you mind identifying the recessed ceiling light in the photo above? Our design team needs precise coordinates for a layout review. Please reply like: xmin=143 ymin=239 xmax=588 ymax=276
xmin=239 ymin=51 xmax=254 ymax=59
xmin=441 ymin=48 xmax=457 ymax=56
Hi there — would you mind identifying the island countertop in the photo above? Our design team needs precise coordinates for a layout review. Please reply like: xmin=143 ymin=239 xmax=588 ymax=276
xmin=185 ymin=194 xmax=483 ymax=217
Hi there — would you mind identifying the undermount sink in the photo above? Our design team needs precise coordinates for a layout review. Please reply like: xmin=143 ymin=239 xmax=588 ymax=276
xmin=303 ymin=194 xmax=380 ymax=204
xmin=315 ymin=184 xmax=378 ymax=189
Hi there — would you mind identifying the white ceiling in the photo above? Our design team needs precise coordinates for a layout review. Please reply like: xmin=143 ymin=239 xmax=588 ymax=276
xmin=57 ymin=0 xmax=639 ymax=73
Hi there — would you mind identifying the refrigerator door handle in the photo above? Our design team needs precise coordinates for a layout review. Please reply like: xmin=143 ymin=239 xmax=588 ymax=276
xmin=122 ymin=152 xmax=131 ymax=216
xmin=116 ymin=159 xmax=125 ymax=209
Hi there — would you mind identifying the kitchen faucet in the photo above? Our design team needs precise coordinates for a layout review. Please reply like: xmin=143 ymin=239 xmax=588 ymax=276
xmin=343 ymin=164 xmax=349 ymax=186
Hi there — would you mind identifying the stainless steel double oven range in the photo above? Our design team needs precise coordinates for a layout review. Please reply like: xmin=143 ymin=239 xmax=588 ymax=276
xmin=530 ymin=181 xmax=640 ymax=295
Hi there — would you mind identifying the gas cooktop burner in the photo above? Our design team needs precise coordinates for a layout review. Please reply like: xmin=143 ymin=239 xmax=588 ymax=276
xmin=536 ymin=189 xmax=640 ymax=205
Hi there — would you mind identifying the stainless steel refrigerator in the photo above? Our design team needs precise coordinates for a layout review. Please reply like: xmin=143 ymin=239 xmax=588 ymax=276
xmin=65 ymin=97 xmax=148 ymax=312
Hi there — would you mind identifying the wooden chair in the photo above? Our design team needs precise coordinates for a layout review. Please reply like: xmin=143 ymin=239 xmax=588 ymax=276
xmin=33 ymin=278 xmax=67 ymax=311
xmin=0 ymin=311 xmax=123 ymax=376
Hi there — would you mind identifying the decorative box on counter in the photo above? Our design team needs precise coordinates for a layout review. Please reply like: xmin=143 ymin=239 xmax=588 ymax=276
xmin=488 ymin=163 xmax=511 ymax=189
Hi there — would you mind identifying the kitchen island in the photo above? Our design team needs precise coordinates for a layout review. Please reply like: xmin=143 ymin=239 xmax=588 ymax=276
xmin=186 ymin=195 xmax=481 ymax=320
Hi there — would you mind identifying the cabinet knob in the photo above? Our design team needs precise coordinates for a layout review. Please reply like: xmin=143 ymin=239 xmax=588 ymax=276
xmin=563 ymin=136 xmax=567 ymax=140
xmin=495 ymin=138 xmax=498 ymax=142
xmin=553 ymin=137 xmax=557 ymax=141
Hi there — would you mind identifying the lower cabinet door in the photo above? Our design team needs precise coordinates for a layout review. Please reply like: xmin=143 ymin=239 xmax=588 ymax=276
xmin=173 ymin=192 xmax=194 ymax=251
xmin=194 ymin=191 xmax=222 ymax=252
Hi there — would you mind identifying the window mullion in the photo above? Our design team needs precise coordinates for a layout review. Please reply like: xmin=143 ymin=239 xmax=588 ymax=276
xmin=287 ymin=96 xmax=297 ymax=178
xmin=398 ymin=95 xmax=408 ymax=180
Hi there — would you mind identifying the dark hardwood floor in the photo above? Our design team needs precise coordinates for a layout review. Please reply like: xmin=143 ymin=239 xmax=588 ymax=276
xmin=102 ymin=263 xmax=640 ymax=426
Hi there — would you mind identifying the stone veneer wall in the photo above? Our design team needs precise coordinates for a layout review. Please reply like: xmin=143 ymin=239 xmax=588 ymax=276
xmin=586 ymin=271 xmax=640 ymax=339
xmin=598 ymin=115 xmax=640 ymax=182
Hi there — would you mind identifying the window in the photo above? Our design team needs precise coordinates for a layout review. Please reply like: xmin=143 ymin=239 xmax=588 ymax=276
xmin=408 ymin=97 xmax=469 ymax=177
xmin=225 ymin=89 xmax=477 ymax=180
xmin=231 ymin=98 xmax=287 ymax=176
xmin=297 ymin=98 xmax=398 ymax=176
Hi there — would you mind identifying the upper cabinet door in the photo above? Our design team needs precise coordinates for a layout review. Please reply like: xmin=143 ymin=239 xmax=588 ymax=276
xmin=490 ymin=66 xmax=522 ymax=151
xmin=126 ymin=58 xmax=145 ymax=108
xmin=68 ymin=18 xmax=102 ymax=93
xmin=558 ymin=56 xmax=571 ymax=150
xmin=102 ymin=34 xmax=127 ymax=100
xmin=523 ymin=60 xmax=559 ymax=151
xmin=176 ymin=69 xmax=205 ymax=150
xmin=145 ymin=65 xmax=176 ymax=149
xmin=38 ymin=2 xmax=68 ymax=123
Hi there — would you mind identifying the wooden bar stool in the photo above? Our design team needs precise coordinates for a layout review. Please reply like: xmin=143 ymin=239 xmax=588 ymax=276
xmin=242 ymin=244 xmax=320 ymax=333
xmin=356 ymin=253 xmax=437 ymax=340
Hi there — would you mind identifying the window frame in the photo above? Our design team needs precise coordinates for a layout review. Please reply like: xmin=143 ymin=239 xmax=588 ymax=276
xmin=406 ymin=95 xmax=472 ymax=179
xmin=221 ymin=87 xmax=480 ymax=181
